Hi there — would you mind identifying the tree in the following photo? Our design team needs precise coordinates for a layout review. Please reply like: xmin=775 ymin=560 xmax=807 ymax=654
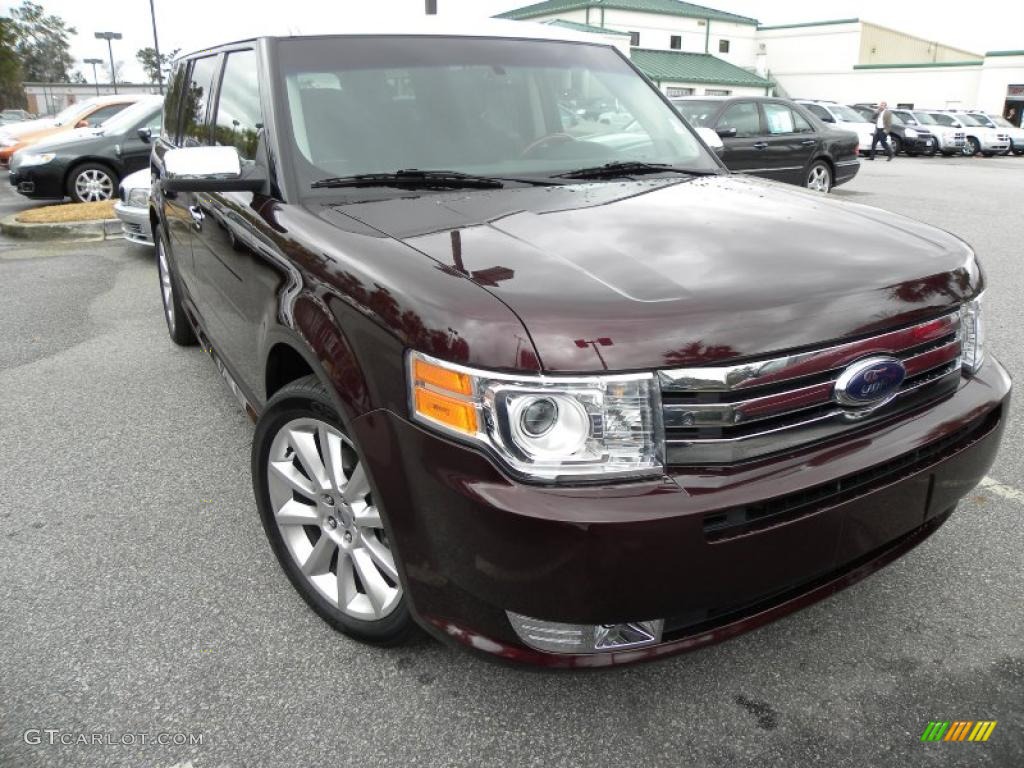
xmin=69 ymin=69 xmax=86 ymax=84
xmin=102 ymin=59 xmax=124 ymax=83
xmin=0 ymin=16 xmax=25 ymax=108
xmin=9 ymin=1 xmax=76 ymax=83
xmin=136 ymin=46 xmax=180 ymax=84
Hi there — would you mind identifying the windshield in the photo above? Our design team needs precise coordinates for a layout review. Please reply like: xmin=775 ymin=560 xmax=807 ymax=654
xmin=955 ymin=113 xmax=984 ymax=126
xmin=929 ymin=113 xmax=958 ymax=126
xmin=52 ymin=101 xmax=91 ymax=124
xmin=911 ymin=111 xmax=937 ymax=125
xmin=670 ymin=99 xmax=717 ymax=127
xmin=277 ymin=36 xmax=718 ymax=190
xmin=829 ymin=105 xmax=866 ymax=123
xmin=991 ymin=115 xmax=1014 ymax=128
xmin=98 ymin=100 xmax=160 ymax=134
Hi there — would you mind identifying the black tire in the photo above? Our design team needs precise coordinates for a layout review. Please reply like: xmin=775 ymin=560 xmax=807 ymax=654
xmin=65 ymin=161 xmax=118 ymax=203
xmin=966 ymin=137 xmax=981 ymax=156
xmin=890 ymin=135 xmax=903 ymax=155
xmin=252 ymin=376 xmax=415 ymax=646
xmin=156 ymin=227 xmax=197 ymax=346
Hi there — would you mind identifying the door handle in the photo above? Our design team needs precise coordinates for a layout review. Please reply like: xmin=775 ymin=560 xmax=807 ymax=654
xmin=188 ymin=205 xmax=205 ymax=230
xmin=800 ymin=139 xmax=816 ymax=145
xmin=753 ymin=141 xmax=768 ymax=149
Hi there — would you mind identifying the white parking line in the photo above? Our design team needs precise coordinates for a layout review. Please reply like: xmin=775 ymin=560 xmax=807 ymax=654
xmin=979 ymin=476 xmax=1024 ymax=505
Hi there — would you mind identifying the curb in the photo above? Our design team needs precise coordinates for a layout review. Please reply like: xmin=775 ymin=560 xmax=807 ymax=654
xmin=0 ymin=213 xmax=122 ymax=242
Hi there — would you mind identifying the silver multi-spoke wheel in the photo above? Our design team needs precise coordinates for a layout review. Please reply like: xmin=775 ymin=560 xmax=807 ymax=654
xmin=807 ymin=163 xmax=831 ymax=192
xmin=157 ymin=240 xmax=175 ymax=334
xmin=267 ymin=417 xmax=401 ymax=621
xmin=74 ymin=168 xmax=114 ymax=201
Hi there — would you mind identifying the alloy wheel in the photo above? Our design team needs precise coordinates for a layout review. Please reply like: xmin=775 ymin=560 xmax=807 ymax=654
xmin=807 ymin=163 xmax=831 ymax=192
xmin=74 ymin=168 xmax=114 ymax=201
xmin=157 ymin=240 xmax=175 ymax=334
xmin=266 ymin=417 xmax=401 ymax=621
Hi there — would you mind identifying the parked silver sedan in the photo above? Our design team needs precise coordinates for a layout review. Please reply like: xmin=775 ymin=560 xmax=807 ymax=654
xmin=114 ymin=168 xmax=153 ymax=246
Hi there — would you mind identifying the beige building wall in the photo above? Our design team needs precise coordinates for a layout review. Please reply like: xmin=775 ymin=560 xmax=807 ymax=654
xmin=858 ymin=22 xmax=982 ymax=65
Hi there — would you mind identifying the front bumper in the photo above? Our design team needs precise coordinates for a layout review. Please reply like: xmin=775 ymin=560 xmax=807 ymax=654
xmin=901 ymin=134 xmax=937 ymax=153
xmin=113 ymin=201 xmax=153 ymax=245
xmin=8 ymin=165 xmax=64 ymax=199
xmin=353 ymin=358 xmax=1010 ymax=666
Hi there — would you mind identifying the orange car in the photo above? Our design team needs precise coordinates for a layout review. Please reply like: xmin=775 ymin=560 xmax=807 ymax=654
xmin=0 ymin=95 xmax=144 ymax=166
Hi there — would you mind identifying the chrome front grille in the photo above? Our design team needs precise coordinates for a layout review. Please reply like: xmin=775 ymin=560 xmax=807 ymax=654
xmin=659 ymin=312 xmax=962 ymax=465
xmin=996 ymin=132 xmax=1010 ymax=143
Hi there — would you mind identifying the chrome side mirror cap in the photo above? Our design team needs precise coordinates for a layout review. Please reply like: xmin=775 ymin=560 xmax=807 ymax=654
xmin=162 ymin=146 xmax=265 ymax=193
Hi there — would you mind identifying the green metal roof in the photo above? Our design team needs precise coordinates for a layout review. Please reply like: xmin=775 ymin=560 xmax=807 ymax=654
xmin=498 ymin=0 xmax=757 ymax=26
xmin=986 ymin=50 xmax=1024 ymax=57
xmin=542 ymin=18 xmax=631 ymax=36
xmin=630 ymin=49 xmax=772 ymax=87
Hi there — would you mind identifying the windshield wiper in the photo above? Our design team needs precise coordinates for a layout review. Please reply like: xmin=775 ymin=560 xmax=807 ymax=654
xmin=553 ymin=161 xmax=718 ymax=180
xmin=311 ymin=169 xmax=505 ymax=190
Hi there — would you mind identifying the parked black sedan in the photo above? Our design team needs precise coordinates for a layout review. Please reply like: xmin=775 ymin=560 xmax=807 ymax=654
xmin=9 ymin=96 xmax=162 ymax=203
xmin=672 ymin=96 xmax=859 ymax=192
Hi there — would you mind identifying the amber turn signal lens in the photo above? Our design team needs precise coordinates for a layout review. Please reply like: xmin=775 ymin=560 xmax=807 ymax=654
xmin=413 ymin=359 xmax=473 ymax=396
xmin=414 ymin=387 xmax=478 ymax=434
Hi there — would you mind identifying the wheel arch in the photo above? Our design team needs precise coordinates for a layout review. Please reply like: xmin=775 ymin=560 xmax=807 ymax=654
xmin=261 ymin=300 xmax=374 ymax=429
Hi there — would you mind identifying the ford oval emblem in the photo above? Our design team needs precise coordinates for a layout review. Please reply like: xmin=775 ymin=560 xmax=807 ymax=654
xmin=834 ymin=356 xmax=906 ymax=409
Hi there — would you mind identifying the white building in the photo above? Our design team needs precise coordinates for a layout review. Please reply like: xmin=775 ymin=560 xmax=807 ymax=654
xmin=498 ymin=2 xmax=1024 ymax=120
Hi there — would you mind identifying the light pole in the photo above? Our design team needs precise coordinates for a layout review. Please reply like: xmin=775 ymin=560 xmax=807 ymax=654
xmin=425 ymin=0 xmax=437 ymax=14
xmin=94 ymin=31 xmax=122 ymax=94
xmin=83 ymin=58 xmax=103 ymax=96
xmin=148 ymin=0 xmax=164 ymax=94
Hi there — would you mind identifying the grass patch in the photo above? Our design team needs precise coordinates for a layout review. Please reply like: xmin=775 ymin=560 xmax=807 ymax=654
xmin=16 ymin=199 xmax=117 ymax=224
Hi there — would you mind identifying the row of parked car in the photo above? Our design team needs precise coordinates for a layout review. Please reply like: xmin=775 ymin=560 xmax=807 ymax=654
xmin=798 ymin=101 xmax=1023 ymax=158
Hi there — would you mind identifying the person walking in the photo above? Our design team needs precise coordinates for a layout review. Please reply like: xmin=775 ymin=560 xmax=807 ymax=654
xmin=869 ymin=101 xmax=894 ymax=161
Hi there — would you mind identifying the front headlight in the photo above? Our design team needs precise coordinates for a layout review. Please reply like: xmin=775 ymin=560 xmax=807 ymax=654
xmin=126 ymin=187 xmax=149 ymax=207
xmin=408 ymin=351 xmax=663 ymax=482
xmin=18 ymin=152 xmax=55 ymax=167
xmin=961 ymin=294 xmax=985 ymax=375
xmin=904 ymin=128 xmax=919 ymax=138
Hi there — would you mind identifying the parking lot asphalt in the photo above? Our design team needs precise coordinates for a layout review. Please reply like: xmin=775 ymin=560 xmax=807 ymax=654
xmin=1 ymin=157 xmax=1022 ymax=768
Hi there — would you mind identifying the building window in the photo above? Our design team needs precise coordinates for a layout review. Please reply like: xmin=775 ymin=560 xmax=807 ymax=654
xmin=705 ymin=88 xmax=731 ymax=96
xmin=670 ymin=35 xmax=681 ymax=50
xmin=666 ymin=87 xmax=694 ymax=97
xmin=719 ymin=39 xmax=730 ymax=54
xmin=629 ymin=31 xmax=640 ymax=47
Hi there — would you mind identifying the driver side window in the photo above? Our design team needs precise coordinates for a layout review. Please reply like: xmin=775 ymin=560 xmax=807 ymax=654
xmin=718 ymin=102 xmax=761 ymax=138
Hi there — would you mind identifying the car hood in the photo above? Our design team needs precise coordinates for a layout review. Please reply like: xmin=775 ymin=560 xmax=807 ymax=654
xmin=27 ymin=127 xmax=106 ymax=154
xmin=0 ymin=117 xmax=57 ymax=138
xmin=323 ymin=175 xmax=978 ymax=372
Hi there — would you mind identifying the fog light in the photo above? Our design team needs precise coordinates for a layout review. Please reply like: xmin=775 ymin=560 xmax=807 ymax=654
xmin=507 ymin=612 xmax=664 ymax=654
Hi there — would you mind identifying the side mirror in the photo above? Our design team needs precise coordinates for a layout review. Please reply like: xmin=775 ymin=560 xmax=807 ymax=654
xmin=821 ymin=114 xmax=835 ymax=123
xmin=75 ymin=119 xmax=89 ymax=128
xmin=715 ymin=126 xmax=738 ymax=139
xmin=137 ymin=127 xmax=152 ymax=144
xmin=161 ymin=146 xmax=266 ymax=193
xmin=695 ymin=126 xmax=725 ymax=154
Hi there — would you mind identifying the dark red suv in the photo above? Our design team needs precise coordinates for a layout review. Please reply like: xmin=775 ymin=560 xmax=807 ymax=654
xmin=150 ymin=25 xmax=1010 ymax=667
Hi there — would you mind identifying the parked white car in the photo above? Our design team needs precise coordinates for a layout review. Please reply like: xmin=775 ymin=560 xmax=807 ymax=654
xmin=976 ymin=113 xmax=1024 ymax=156
xmin=797 ymin=101 xmax=875 ymax=154
xmin=933 ymin=111 xmax=1011 ymax=156
xmin=114 ymin=168 xmax=153 ymax=246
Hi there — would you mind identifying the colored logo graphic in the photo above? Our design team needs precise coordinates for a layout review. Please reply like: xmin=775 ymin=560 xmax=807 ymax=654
xmin=920 ymin=721 xmax=997 ymax=742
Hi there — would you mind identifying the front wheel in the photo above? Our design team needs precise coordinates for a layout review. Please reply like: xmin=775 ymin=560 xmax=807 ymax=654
xmin=67 ymin=162 xmax=118 ymax=203
xmin=806 ymin=161 xmax=832 ymax=193
xmin=890 ymin=135 xmax=903 ymax=155
xmin=252 ymin=376 xmax=414 ymax=645
xmin=966 ymin=137 xmax=981 ymax=156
